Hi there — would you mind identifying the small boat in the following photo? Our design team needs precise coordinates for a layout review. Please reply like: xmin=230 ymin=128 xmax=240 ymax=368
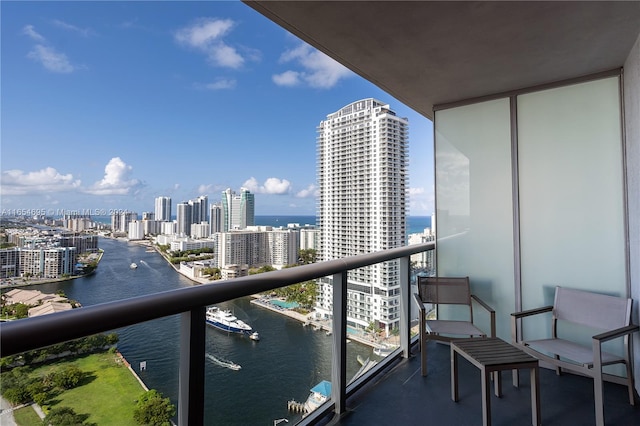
xmin=249 ymin=331 xmax=260 ymax=341
xmin=205 ymin=306 xmax=253 ymax=334
xmin=373 ymin=343 xmax=396 ymax=357
xmin=130 ymin=263 xmax=138 ymax=269
xmin=205 ymin=353 xmax=241 ymax=370
xmin=303 ymin=380 xmax=331 ymax=413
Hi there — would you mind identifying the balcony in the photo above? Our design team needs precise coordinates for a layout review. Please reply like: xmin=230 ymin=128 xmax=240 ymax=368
xmin=2 ymin=243 xmax=431 ymax=425
xmin=3 ymin=241 xmax=638 ymax=425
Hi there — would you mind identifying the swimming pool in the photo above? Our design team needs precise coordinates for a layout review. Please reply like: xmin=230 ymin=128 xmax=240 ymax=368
xmin=270 ymin=299 xmax=299 ymax=309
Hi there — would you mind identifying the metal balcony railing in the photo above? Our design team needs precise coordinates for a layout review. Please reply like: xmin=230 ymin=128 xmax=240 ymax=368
xmin=0 ymin=242 xmax=435 ymax=425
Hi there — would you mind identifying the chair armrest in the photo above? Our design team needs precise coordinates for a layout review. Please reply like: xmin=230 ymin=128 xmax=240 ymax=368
xmin=511 ymin=306 xmax=553 ymax=344
xmin=471 ymin=295 xmax=496 ymax=338
xmin=470 ymin=294 xmax=495 ymax=313
xmin=593 ymin=324 xmax=640 ymax=342
xmin=413 ymin=293 xmax=425 ymax=314
xmin=511 ymin=305 xmax=553 ymax=319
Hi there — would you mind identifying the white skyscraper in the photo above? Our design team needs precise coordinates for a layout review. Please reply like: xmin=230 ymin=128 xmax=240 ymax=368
xmin=316 ymin=99 xmax=408 ymax=336
xmin=155 ymin=196 xmax=172 ymax=222
xmin=221 ymin=188 xmax=255 ymax=231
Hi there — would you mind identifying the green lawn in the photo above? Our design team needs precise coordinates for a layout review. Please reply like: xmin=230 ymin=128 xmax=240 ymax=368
xmin=13 ymin=406 xmax=41 ymax=426
xmin=29 ymin=352 xmax=147 ymax=425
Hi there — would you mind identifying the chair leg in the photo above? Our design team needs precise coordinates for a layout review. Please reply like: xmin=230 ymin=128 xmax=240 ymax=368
xmin=625 ymin=362 xmax=635 ymax=406
xmin=421 ymin=337 xmax=427 ymax=376
xmin=594 ymin=373 xmax=605 ymax=426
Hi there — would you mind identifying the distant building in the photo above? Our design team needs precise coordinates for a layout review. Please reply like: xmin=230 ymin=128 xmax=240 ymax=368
xmin=155 ymin=196 xmax=172 ymax=222
xmin=128 ymin=220 xmax=145 ymax=240
xmin=190 ymin=195 xmax=208 ymax=225
xmin=111 ymin=211 xmax=137 ymax=234
xmin=221 ymin=188 xmax=255 ymax=231
xmin=315 ymin=99 xmax=408 ymax=335
xmin=161 ymin=221 xmax=176 ymax=236
xmin=18 ymin=247 xmax=77 ymax=278
xmin=0 ymin=248 xmax=19 ymax=278
xmin=300 ymin=228 xmax=320 ymax=251
xmin=191 ymin=222 xmax=211 ymax=239
xmin=176 ymin=202 xmax=192 ymax=237
xmin=220 ymin=264 xmax=248 ymax=280
xmin=209 ymin=204 xmax=222 ymax=233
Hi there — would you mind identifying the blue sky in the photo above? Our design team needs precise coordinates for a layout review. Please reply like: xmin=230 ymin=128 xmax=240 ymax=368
xmin=1 ymin=1 xmax=434 ymax=217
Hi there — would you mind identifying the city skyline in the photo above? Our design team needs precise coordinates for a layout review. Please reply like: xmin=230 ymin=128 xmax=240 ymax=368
xmin=1 ymin=1 xmax=434 ymax=216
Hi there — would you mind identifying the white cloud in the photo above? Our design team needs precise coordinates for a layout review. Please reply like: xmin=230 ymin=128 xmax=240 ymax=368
xmin=1 ymin=167 xmax=81 ymax=195
xmin=197 ymin=184 xmax=222 ymax=194
xmin=52 ymin=19 xmax=93 ymax=37
xmin=175 ymin=18 xmax=245 ymax=69
xmin=274 ymin=43 xmax=353 ymax=89
xmin=409 ymin=187 xmax=425 ymax=195
xmin=296 ymin=184 xmax=317 ymax=198
xmin=22 ymin=25 xmax=45 ymax=42
xmin=22 ymin=24 xmax=79 ymax=73
xmin=272 ymin=70 xmax=301 ymax=87
xmin=86 ymin=157 xmax=143 ymax=195
xmin=27 ymin=44 xmax=75 ymax=73
xmin=195 ymin=78 xmax=237 ymax=90
xmin=242 ymin=177 xmax=291 ymax=195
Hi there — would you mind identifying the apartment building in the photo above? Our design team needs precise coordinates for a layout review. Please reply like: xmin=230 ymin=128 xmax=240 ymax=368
xmin=316 ymin=98 xmax=408 ymax=335
xmin=154 ymin=196 xmax=172 ymax=222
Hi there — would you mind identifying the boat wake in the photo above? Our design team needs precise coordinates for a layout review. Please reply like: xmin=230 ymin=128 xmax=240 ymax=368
xmin=205 ymin=353 xmax=241 ymax=371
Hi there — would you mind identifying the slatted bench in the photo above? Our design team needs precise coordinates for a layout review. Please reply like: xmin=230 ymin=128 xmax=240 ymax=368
xmin=511 ymin=286 xmax=638 ymax=426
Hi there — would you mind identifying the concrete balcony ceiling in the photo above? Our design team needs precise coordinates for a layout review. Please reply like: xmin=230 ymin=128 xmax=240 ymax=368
xmin=244 ymin=1 xmax=640 ymax=119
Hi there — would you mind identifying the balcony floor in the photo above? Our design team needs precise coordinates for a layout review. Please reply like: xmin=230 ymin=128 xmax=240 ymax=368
xmin=320 ymin=341 xmax=639 ymax=426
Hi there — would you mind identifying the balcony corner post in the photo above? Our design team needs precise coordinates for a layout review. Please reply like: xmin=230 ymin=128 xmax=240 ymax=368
xmin=399 ymin=255 xmax=410 ymax=358
xmin=331 ymin=272 xmax=347 ymax=414
xmin=178 ymin=307 xmax=206 ymax=426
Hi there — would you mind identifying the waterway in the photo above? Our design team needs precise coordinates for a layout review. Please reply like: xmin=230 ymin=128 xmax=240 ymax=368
xmin=22 ymin=237 xmax=379 ymax=425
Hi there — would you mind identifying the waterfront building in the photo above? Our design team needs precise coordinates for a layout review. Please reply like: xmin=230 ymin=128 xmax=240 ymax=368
xmin=160 ymin=221 xmax=176 ymax=236
xmin=143 ymin=219 xmax=161 ymax=236
xmin=64 ymin=216 xmax=94 ymax=232
xmin=176 ymin=202 xmax=192 ymax=237
xmin=111 ymin=211 xmax=137 ymax=234
xmin=154 ymin=196 xmax=172 ymax=222
xmin=142 ymin=212 xmax=155 ymax=221
xmin=220 ymin=264 xmax=248 ymax=280
xmin=169 ymin=237 xmax=215 ymax=253
xmin=0 ymin=248 xmax=19 ymax=278
xmin=221 ymin=188 xmax=255 ymax=231
xmin=216 ymin=230 xmax=269 ymax=268
xmin=316 ymin=98 xmax=408 ymax=335
xmin=58 ymin=234 xmax=99 ymax=254
xmin=18 ymin=247 xmax=77 ymax=278
xmin=128 ymin=220 xmax=145 ymax=241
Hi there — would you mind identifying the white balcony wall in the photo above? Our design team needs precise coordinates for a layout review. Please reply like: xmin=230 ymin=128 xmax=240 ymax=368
xmin=518 ymin=77 xmax=626 ymax=344
xmin=434 ymin=98 xmax=515 ymax=339
xmin=434 ymin=75 xmax=629 ymax=376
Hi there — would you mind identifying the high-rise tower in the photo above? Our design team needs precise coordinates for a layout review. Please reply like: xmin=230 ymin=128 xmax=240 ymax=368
xmin=316 ymin=98 xmax=408 ymax=336
xmin=176 ymin=202 xmax=192 ymax=237
xmin=154 ymin=196 xmax=172 ymax=222
xmin=221 ymin=188 xmax=255 ymax=231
